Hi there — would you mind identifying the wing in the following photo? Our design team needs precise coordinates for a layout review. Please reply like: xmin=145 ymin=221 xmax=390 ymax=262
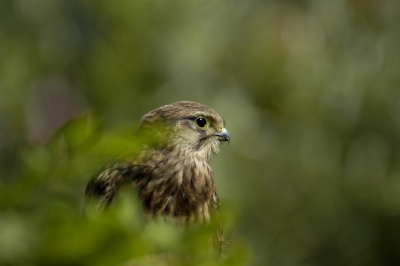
xmin=85 ymin=162 xmax=132 ymax=210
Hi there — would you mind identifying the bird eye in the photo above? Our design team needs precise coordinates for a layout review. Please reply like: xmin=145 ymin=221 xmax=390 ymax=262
xmin=195 ymin=117 xmax=207 ymax=128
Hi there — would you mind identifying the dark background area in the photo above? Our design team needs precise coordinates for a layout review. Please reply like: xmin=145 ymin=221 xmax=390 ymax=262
xmin=1 ymin=0 xmax=400 ymax=265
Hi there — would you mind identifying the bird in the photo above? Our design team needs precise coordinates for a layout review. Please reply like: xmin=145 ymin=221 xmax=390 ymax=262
xmin=85 ymin=101 xmax=230 ymax=249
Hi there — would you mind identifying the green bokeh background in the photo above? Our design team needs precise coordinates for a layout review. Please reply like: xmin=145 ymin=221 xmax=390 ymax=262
xmin=1 ymin=0 xmax=400 ymax=265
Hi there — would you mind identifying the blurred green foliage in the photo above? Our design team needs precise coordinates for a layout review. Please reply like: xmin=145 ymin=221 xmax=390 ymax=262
xmin=1 ymin=0 xmax=400 ymax=265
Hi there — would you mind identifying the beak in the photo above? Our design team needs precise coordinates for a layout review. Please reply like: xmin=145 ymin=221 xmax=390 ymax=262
xmin=214 ymin=128 xmax=231 ymax=144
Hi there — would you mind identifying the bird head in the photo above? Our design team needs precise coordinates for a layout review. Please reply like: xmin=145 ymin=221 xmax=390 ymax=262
xmin=137 ymin=101 xmax=230 ymax=159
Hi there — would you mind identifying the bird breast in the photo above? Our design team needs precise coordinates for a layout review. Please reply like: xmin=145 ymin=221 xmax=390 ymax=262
xmin=135 ymin=150 xmax=215 ymax=221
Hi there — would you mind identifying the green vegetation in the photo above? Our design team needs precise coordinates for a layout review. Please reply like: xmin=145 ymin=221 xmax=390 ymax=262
xmin=1 ymin=0 xmax=400 ymax=265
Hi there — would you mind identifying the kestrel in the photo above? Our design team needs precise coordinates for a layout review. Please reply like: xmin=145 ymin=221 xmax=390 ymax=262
xmin=85 ymin=101 xmax=230 ymax=231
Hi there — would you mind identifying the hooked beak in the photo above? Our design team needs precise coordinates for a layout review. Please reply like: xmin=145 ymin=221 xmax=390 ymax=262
xmin=214 ymin=128 xmax=231 ymax=144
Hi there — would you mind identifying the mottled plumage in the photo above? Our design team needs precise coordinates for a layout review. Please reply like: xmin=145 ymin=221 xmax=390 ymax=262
xmin=85 ymin=101 xmax=230 ymax=230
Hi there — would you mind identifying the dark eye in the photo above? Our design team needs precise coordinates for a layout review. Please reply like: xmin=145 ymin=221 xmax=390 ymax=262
xmin=195 ymin=117 xmax=207 ymax=128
